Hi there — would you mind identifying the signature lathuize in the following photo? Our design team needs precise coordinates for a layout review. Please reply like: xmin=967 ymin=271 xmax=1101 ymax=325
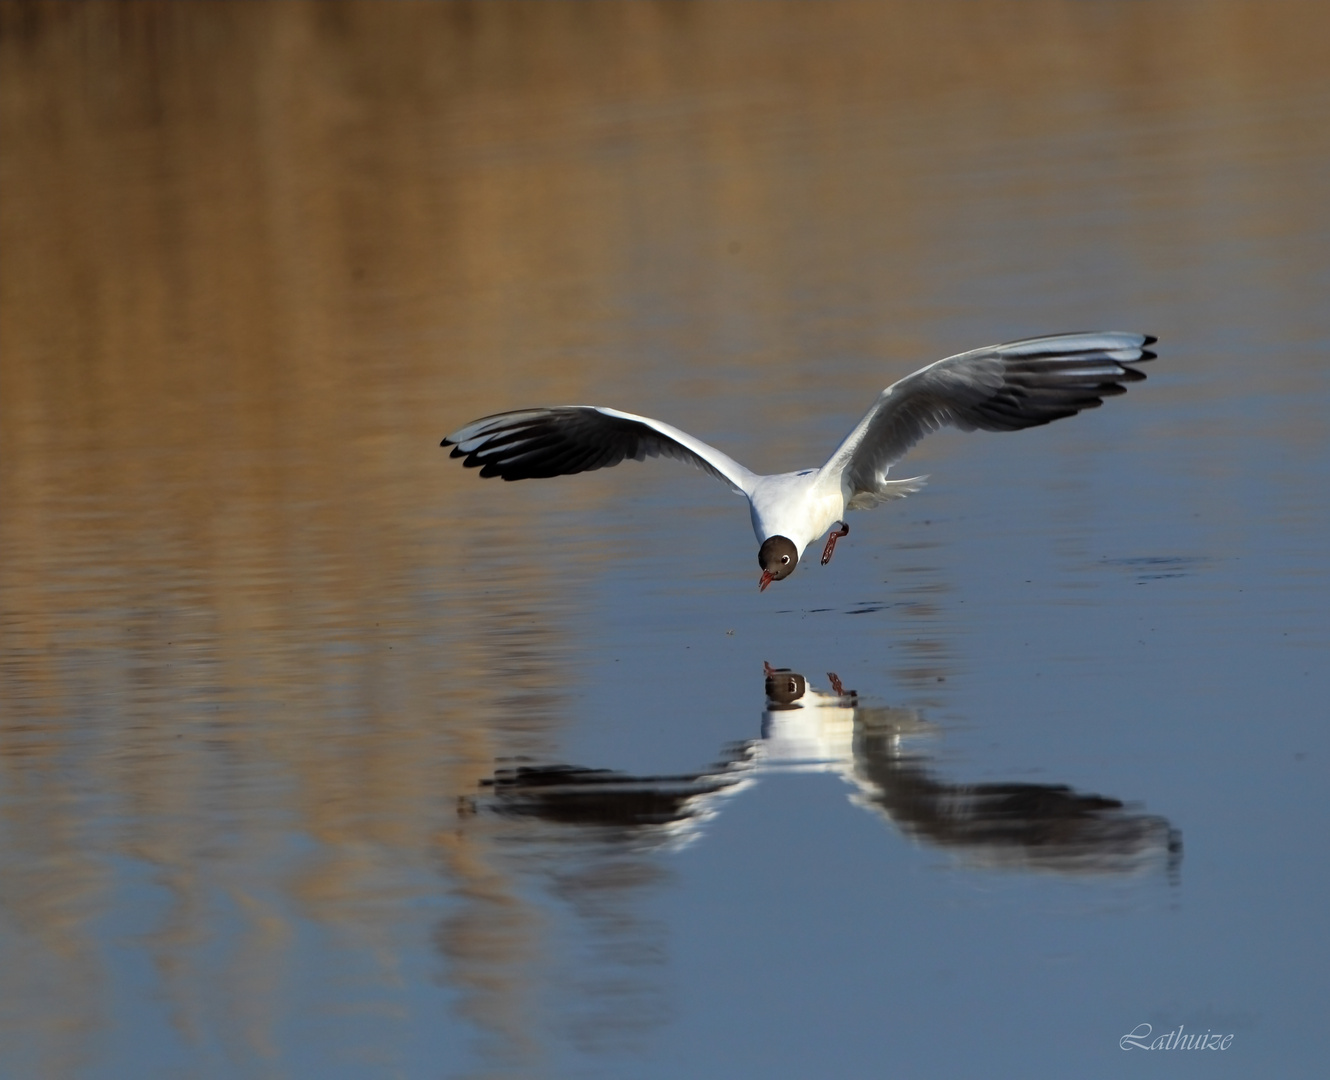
xmin=1120 ymin=1023 xmax=1234 ymax=1051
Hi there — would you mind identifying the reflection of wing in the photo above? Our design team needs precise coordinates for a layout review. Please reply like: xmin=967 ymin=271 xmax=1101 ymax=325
xmin=760 ymin=666 xmax=1179 ymax=876
xmin=472 ymin=667 xmax=1180 ymax=876
xmin=848 ymin=727 xmax=1181 ymax=876
xmin=479 ymin=751 xmax=758 ymax=851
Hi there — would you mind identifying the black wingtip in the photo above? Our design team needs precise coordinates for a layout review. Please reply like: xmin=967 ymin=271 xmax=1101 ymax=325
xmin=441 ymin=437 xmax=453 ymax=448
xmin=1142 ymin=334 xmax=1158 ymax=346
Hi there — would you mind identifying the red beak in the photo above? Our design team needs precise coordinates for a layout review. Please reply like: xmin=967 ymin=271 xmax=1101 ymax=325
xmin=759 ymin=570 xmax=774 ymax=592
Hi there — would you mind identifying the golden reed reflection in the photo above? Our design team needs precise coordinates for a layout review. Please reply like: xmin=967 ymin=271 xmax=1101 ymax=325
xmin=1 ymin=1 xmax=1326 ymax=1071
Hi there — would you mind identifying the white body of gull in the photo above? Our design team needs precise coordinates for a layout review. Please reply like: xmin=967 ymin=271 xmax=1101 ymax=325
xmin=443 ymin=331 xmax=1155 ymax=589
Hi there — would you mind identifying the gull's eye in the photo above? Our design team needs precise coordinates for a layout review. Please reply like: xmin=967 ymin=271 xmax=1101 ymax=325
xmin=781 ymin=555 xmax=790 ymax=564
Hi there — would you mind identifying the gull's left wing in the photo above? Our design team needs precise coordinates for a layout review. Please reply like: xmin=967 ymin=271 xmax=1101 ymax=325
xmin=443 ymin=406 xmax=759 ymax=495
xmin=821 ymin=332 xmax=1155 ymax=500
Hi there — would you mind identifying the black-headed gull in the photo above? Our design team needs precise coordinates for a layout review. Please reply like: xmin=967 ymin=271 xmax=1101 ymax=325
xmin=443 ymin=331 xmax=1155 ymax=589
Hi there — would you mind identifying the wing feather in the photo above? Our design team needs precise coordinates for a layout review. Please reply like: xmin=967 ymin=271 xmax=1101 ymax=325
xmin=442 ymin=406 xmax=758 ymax=495
xmin=823 ymin=332 xmax=1155 ymax=497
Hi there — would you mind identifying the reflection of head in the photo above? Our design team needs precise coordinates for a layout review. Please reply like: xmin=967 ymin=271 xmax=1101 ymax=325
xmin=763 ymin=667 xmax=806 ymax=708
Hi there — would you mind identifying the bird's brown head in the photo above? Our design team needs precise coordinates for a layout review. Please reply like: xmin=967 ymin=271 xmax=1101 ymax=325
xmin=758 ymin=536 xmax=798 ymax=591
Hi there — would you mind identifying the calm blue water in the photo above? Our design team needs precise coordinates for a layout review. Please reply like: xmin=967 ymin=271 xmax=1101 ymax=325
xmin=2 ymin=5 xmax=1328 ymax=1078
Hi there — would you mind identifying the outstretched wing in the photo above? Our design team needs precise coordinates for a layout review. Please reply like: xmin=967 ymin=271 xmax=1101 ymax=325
xmin=823 ymin=332 xmax=1155 ymax=496
xmin=442 ymin=406 xmax=758 ymax=495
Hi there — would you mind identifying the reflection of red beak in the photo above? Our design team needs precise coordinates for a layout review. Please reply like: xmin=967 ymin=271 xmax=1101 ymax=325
xmin=759 ymin=570 xmax=774 ymax=592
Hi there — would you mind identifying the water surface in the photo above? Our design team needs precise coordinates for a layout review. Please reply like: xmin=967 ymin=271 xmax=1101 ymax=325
xmin=2 ymin=3 xmax=1328 ymax=1077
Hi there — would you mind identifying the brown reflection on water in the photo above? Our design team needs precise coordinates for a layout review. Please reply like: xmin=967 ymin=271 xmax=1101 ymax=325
xmin=2 ymin=1 xmax=1328 ymax=1070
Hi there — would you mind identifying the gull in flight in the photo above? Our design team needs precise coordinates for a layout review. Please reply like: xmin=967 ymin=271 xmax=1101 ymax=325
xmin=442 ymin=331 xmax=1155 ymax=589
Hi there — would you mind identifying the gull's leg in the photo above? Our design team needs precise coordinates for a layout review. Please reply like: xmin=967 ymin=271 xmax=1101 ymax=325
xmin=820 ymin=522 xmax=849 ymax=566
xmin=826 ymin=672 xmax=857 ymax=700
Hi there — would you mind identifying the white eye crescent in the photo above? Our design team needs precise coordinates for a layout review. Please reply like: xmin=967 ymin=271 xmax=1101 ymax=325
xmin=781 ymin=555 xmax=790 ymax=564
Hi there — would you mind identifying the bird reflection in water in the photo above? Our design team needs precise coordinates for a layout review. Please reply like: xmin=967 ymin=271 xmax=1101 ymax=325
xmin=449 ymin=665 xmax=1181 ymax=1065
xmin=478 ymin=664 xmax=1181 ymax=877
